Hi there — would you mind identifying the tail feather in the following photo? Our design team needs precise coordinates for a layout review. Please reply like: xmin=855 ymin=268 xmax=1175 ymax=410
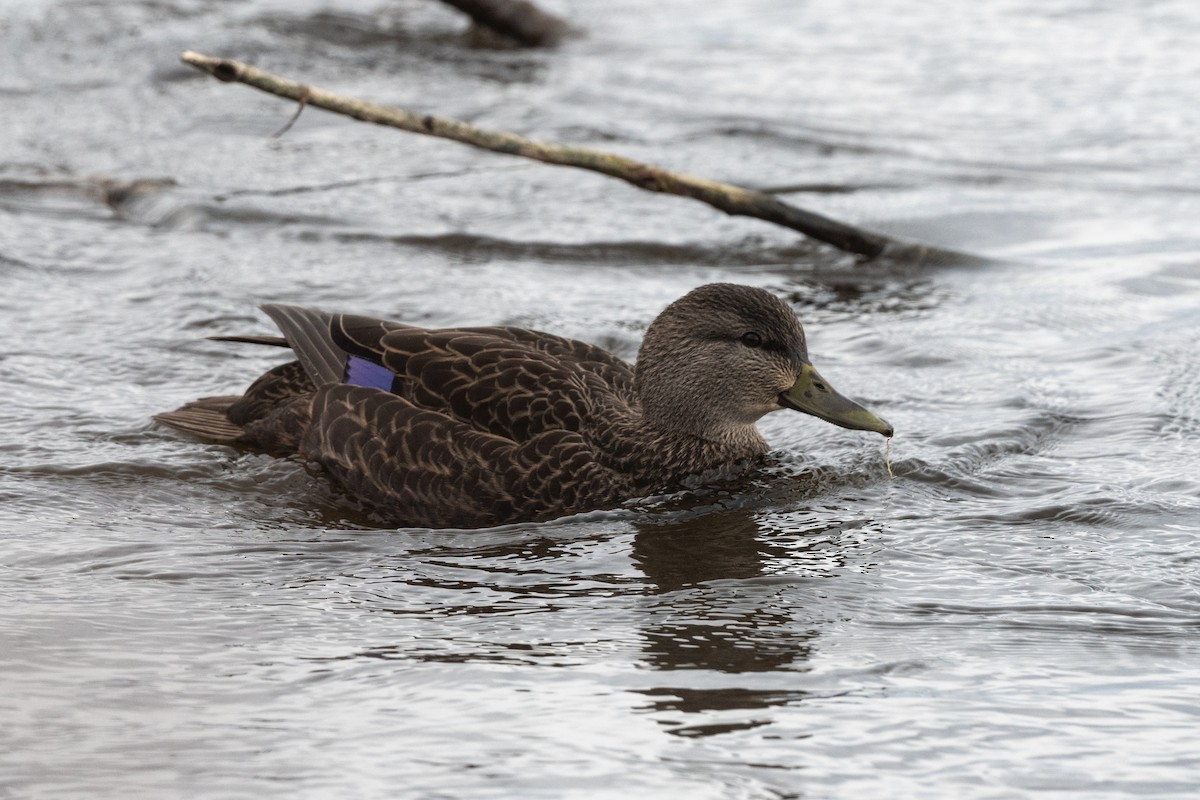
xmin=155 ymin=396 xmax=244 ymax=443
xmin=260 ymin=304 xmax=343 ymax=386
xmin=158 ymin=305 xmax=344 ymax=446
xmin=207 ymin=334 xmax=290 ymax=347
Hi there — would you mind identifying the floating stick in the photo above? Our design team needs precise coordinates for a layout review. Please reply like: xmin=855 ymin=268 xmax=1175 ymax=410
xmin=179 ymin=51 xmax=988 ymax=266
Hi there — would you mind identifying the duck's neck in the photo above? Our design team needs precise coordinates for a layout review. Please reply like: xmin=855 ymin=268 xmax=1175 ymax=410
xmin=618 ymin=411 xmax=768 ymax=485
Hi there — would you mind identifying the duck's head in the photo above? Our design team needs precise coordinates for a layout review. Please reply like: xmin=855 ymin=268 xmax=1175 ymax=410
xmin=634 ymin=283 xmax=893 ymax=442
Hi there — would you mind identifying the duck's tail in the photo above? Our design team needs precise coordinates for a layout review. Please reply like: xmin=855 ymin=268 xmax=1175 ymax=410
xmin=154 ymin=395 xmax=245 ymax=443
xmin=157 ymin=304 xmax=343 ymax=446
xmin=260 ymin=304 xmax=343 ymax=386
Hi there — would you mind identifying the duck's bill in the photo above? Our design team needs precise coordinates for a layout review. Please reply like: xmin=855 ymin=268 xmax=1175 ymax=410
xmin=779 ymin=363 xmax=894 ymax=437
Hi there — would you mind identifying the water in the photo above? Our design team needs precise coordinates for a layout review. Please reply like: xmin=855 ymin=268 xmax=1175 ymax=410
xmin=3 ymin=0 xmax=1200 ymax=797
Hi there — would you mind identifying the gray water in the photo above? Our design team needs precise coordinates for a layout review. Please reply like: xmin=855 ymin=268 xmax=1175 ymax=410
xmin=3 ymin=0 xmax=1200 ymax=797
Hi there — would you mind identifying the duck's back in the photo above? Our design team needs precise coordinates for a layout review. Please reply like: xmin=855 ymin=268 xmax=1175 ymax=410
xmin=332 ymin=320 xmax=638 ymax=441
xmin=159 ymin=305 xmax=646 ymax=527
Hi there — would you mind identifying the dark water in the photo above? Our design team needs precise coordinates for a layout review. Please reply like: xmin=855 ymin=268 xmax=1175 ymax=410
xmin=3 ymin=0 xmax=1200 ymax=796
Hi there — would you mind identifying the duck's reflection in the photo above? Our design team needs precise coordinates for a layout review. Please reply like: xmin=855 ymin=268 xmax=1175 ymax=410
xmin=633 ymin=508 xmax=772 ymax=593
xmin=629 ymin=508 xmax=844 ymax=737
xmin=294 ymin=495 xmax=871 ymax=742
xmin=632 ymin=509 xmax=819 ymax=673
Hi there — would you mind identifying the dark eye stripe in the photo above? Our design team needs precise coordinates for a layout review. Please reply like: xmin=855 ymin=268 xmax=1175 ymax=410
xmin=707 ymin=332 xmax=790 ymax=353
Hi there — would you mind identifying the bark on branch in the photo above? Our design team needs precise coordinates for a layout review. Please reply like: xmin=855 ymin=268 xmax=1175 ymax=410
xmin=180 ymin=51 xmax=984 ymax=265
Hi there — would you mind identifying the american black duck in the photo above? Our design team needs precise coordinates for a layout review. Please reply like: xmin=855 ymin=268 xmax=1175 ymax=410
xmin=157 ymin=283 xmax=892 ymax=528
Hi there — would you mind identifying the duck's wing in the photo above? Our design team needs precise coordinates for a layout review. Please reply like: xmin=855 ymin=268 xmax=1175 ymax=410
xmin=259 ymin=304 xmax=413 ymax=387
xmin=372 ymin=326 xmax=636 ymax=440
xmin=304 ymin=384 xmax=627 ymax=528
xmin=260 ymin=304 xmax=638 ymax=441
xmin=327 ymin=313 xmax=635 ymax=401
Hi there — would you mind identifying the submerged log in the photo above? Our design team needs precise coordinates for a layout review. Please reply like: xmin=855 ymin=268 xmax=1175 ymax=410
xmin=438 ymin=0 xmax=569 ymax=47
xmin=180 ymin=51 xmax=985 ymax=266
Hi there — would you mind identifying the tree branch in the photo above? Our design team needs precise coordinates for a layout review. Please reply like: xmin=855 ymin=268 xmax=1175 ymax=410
xmin=438 ymin=0 xmax=570 ymax=47
xmin=180 ymin=51 xmax=985 ymax=265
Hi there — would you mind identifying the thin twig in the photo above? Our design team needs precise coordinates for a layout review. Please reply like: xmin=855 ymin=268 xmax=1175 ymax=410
xmin=180 ymin=51 xmax=987 ymax=265
xmin=271 ymin=86 xmax=311 ymax=138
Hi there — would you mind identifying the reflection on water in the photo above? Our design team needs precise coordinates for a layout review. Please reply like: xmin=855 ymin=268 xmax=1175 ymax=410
xmin=636 ymin=510 xmax=775 ymax=592
xmin=627 ymin=508 xmax=898 ymax=744
xmin=636 ymin=511 xmax=817 ymax=675
xmin=3 ymin=0 xmax=1200 ymax=797
xmin=780 ymin=275 xmax=949 ymax=324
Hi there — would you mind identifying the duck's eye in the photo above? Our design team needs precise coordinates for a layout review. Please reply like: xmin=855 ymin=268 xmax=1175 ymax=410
xmin=740 ymin=331 xmax=763 ymax=348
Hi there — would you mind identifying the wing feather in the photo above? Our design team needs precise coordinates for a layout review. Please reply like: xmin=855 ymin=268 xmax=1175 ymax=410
xmin=259 ymin=304 xmax=343 ymax=386
xmin=303 ymin=384 xmax=627 ymax=527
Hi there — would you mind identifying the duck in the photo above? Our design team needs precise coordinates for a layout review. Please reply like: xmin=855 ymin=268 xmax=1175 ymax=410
xmin=156 ymin=283 xmax=892 ymax=528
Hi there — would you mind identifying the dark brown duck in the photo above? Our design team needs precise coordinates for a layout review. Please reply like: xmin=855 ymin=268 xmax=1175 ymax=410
xmin=157 ymin=283 xmax=892 ymax=528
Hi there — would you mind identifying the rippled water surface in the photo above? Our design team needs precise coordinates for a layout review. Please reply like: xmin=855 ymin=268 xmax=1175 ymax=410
xmin=3 ymin=0 xmax=1200 ymax=797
